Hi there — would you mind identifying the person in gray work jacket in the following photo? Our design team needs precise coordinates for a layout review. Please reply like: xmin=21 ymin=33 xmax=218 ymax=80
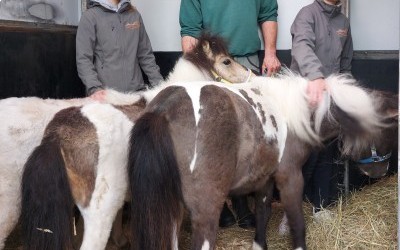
xmin=76 ymin=0 xmax=163 ymax=100
xmin=290 ymin=0 xmax=353 ymax=217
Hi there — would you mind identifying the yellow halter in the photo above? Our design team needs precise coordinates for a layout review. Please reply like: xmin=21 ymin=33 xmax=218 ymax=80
xmin=211 ymin=68 xmax=254 ymax=84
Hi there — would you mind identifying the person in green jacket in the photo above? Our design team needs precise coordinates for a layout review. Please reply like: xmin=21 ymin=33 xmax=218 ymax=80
xmin=76 ymin=0 xmax=163 ymax=100
xmin=180 ymin=0 xmax=281 ymax=76
xmin=179 ymin=0 xmax=282 ymax=229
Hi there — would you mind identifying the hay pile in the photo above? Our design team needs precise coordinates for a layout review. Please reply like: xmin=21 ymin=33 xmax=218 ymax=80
xmin=5 ymin=175 xmax=397 ymax=250
xmin=306 ymin=174 xmax=397 ymax=250
xmin=179 ymin=175 xmax=397 ymax=250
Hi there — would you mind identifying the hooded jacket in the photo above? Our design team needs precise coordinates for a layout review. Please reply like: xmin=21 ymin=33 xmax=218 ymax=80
xmin=76 ymin=0 xmax=163 ymax=94
xmin=290 ymin=0 xmax=353 ymax=80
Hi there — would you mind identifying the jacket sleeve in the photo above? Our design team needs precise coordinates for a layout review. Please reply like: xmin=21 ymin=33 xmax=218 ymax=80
xmin=258 ymin=0 xmax=278 ymax=23
xmin=137 ymin=15 xmax=164 ymax=87
xmin=290 ymin=8 xmax=324 ymax=80
xmin=76 ymin=11 xmax=103 ymax=94
xmin=179 ymin=0 xmax=202 ymax=38
xmin=340 ymin=25 xmax=353 ymax=74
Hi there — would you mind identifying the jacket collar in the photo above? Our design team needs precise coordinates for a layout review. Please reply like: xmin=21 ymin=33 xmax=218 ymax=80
xmin=89 ymin=0 xmax=131 ymax=13
xmin=316 ymin=0 xmax=342 ymax=17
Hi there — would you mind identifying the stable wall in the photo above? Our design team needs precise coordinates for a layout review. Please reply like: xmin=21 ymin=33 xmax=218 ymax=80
xmin=0 ymin=0 xmax=398 ymax=99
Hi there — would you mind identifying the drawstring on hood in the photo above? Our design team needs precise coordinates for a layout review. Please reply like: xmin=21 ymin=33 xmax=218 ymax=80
xmin=89 ymin=0 xmax=131 ymax=12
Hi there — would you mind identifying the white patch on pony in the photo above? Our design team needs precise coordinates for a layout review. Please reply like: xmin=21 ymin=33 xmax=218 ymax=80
xmin=201 ymin=240 xmax=210 ymax=250
xmin=263 ymin=196 xmax=267 ymax=203
xmin=252 ymin=241 xmax=263 ymax=250
xmin=295 ymin=248 xmax=304 ymax=250
xmin=79 ymin=103 xmax=133 ymax=249
xmin=183 ymin=85 xmax=203 ymax=172
xmin=142 ymin=57 xmax=220 ymax=104
xmin=278 ymin=213 xmax=290 ymax=235
xmin=172 ymin=223 xmax=179 ymax=250
xmin=166 ymin=58 xmax=210 ymax=83
xmin=189 ymin=147 xmax=198 ymax=173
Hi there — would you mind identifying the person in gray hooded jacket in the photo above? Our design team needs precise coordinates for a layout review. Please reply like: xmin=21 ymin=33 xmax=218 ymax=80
xmin=290 ymin=0 xmax=353 ymax=106
xmin=76 ymin=0 xmax=163 ymax=99
xmin=290 ymin=0 xmax=353 ymax=216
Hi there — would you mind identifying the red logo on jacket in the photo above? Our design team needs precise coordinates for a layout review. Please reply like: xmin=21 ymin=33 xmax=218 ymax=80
xmin=336 ymin=29 xmax=348 ymax=37
xmin=125 ymin=21 xmax=140 ymax=30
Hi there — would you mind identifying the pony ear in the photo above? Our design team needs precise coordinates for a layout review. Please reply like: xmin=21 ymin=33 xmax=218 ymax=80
xmin=202 ymin=41 xmax=213 ymax=59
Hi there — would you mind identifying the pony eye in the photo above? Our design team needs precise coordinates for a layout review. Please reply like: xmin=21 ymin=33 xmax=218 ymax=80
xmin=223 ymin=59 xmax=231 ymax=65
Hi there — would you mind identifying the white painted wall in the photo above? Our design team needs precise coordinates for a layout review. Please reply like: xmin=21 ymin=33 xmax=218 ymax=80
xmin=135 ymin=0 xmax=399 ymax=52
xmin=350 ymin=0 xmax=399 ymax=50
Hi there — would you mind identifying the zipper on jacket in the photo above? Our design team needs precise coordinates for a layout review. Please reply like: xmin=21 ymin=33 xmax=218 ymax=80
xmin=118 ymin=12 xmax=128 ymax=89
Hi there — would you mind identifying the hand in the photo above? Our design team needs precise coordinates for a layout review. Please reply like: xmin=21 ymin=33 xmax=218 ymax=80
xmin=89 ymin=89 xmax=107 ymax=102
xmin=262 ymin=52 xmax=281 ymax=76
xmin=307 ymin=78 xmax=326 ymax=107
xmin=181 ymin=36 xmax=199 ymax=54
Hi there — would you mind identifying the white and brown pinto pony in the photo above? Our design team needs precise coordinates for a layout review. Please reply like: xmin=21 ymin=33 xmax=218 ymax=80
xmin=18 ymin=34 xmax=252 ymax=250
xmin=128 ymin=72 xmax=386 ymax=250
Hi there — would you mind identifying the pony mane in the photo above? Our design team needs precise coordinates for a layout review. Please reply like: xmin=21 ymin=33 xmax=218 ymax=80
xmin=103 ymin=89 xmax=145 ymax=106
xmin=183 ymin=32 xmax=230 ymax=79
xmin=252 ymin=70 xmax=321 ymax=145
xmin=252 ymin=70 xmax=385 ymax=153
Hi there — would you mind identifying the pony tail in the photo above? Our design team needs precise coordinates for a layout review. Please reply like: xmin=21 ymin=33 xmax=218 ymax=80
xmin=128 ymin=112 xmax=184 ymax=250
xmin=325 ymin=75 xmax=385 ymax=157
xmin=21 ymin=136 xmax=73 ymax=250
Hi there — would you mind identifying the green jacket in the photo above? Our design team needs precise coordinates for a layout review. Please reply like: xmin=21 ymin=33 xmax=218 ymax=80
xmin=76 ymin=0 xmax=163 ymax=94
xmin=180 ymin=0 xmax=278 ymax=57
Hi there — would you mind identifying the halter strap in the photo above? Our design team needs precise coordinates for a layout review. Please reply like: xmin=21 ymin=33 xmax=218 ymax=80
xmin=211 ymin=68 xmax=253 ymax=84
xmin=357 ymin=144 xmax=392 ymax=164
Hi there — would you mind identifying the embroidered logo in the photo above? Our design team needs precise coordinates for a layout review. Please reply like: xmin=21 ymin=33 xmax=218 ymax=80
xmin=336 ymin=28 xmax=348 ymax=37
xmin=125 ymin=21 xmax=140 ymax=30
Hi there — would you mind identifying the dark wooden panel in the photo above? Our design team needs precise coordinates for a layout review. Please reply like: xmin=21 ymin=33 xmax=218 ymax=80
xmin=0 ymin=23 xmax=85 ymax=99
xmin=0 ymin=26 xmax=397 ymax=99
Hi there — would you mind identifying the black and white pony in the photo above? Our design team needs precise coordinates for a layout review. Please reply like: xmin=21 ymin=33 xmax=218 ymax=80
xmin=1 ymin=33 xmax=252 ymax=250
xmin=127 ymin=72 xmax=387 ymax=250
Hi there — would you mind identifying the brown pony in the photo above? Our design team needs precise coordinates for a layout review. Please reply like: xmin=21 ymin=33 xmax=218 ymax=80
xmin=275 ymin=88 xmax=398 ymax=248
xmin=128 ymin=72 xmax=386 ymax=250
xmin=19 ymin=33 xmax=252 ymax=250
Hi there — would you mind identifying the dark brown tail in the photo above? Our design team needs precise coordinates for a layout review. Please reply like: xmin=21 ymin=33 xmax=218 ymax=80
xmin=128 ymin=112 xmax=183 ymax=250
xmin=21 ymin=136 xmax=74 ymax=250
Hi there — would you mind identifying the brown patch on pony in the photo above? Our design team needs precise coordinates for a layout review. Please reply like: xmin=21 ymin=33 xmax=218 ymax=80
xmin=48 ymin=107 xmax=98 ymax=207
xmin=270 ymin=115 xmax=278 ymax=131
xmin=251 ymin=87 xmax=262 ymax=96
xmin=256 ymin=102 xmax=267 ymax=124
xmin=239 ymin=89 xmax=257 ymax=109
xmin=114 ymin=97 xmax=147 ymax=122
xmin=372 ymin=90 xmax=399 ymax=123
xmin=184 ymin=33 xmax=230 ymax=79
